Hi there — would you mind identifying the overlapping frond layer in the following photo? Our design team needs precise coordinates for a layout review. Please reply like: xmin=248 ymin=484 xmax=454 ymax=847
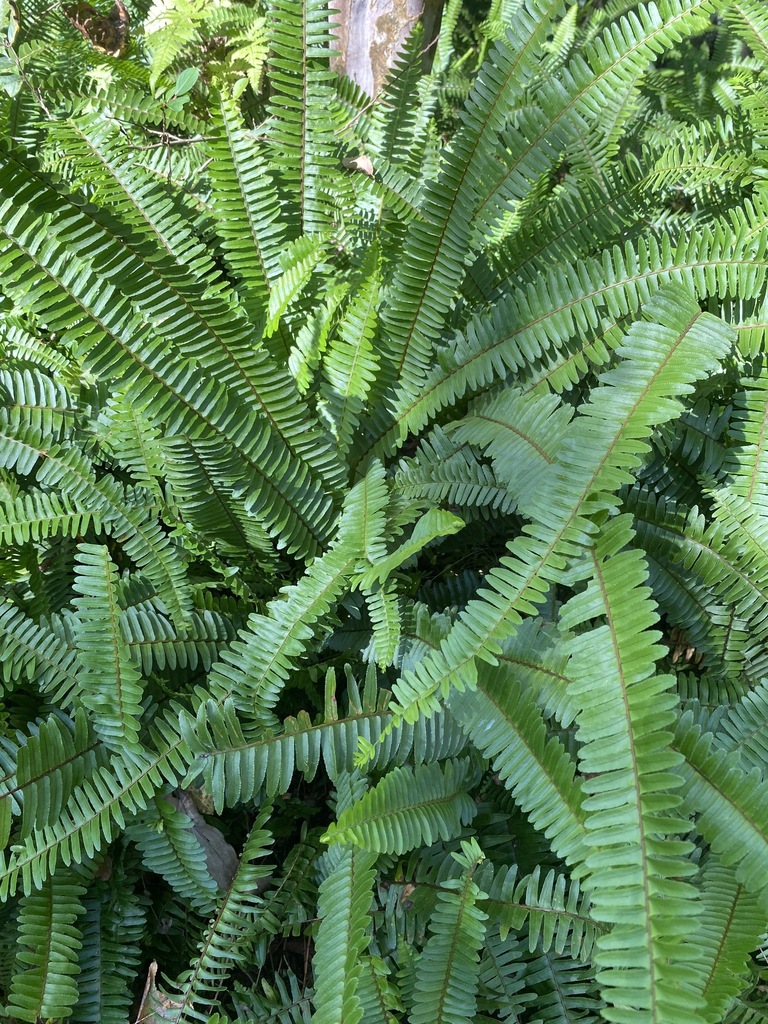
xmin=689 ymin=858 xmax=765 ymax=1022
xmin=448 ymin=666 xmax=587 ymax=866
xmin=0 ymin=151 xmax=341 ymax=557
xmin=208 ymin=95 xmax=286 ymax=317
xmin=0 ymin=600 xmax=80 ymax=702
xmin=8 ymin=710 xmax=108 ymax=845
xmin=673 ymin=715 xmax=768 ymax=900
xmin=72 ymin=544 xmax=145 ymax=753
xmin=389 ymin=288 xmax=733 ymax=726
xmin=376 ymin=0 xmax=569 ymax=395
xmin=319 ymin=260 xmax=380 ymax=453
xmin=185 ymin=693 xmax=468 ymax=811
xmin=168 ymin=813 xmax=274 ymax=1022
xmin=125 ymin=795 xmax=219 ymax=915
xmin=0 ymin=738 xmax=186 ymax=898
xmin=561 ymin=524 xmax=702 ymax=1024
xmin=266 ymin=0 xmax=339 ymax=234
xmin=480 ymin=863 xmax=599 ymax=960
xmin=75 ymin=872 xmax=146 ymax=1024
xmin=375 ymin=223 xmax=765 ymax=456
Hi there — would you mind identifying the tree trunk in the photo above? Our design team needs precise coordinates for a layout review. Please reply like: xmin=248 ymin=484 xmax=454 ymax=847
xmin=331 ymin=0 xmax=443 ymax=97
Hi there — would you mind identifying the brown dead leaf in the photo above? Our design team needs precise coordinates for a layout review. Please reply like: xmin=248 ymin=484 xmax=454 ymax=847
xmin=64 ymin=0 xmax=129 ymax=57
xmin=342 ymin=154 xmax=375 ymax=177
xmin=134 ymin=961 xmax=183 ymax=1023
xmin=167 ymin=789 xmax=239 ymax=891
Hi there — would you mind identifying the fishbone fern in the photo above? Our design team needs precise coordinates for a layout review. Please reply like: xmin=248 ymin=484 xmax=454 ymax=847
xmin=1 ymin=0 xmax=768 ymax=1021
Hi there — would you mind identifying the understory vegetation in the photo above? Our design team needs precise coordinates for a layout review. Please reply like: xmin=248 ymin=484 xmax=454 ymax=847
xmin=2 ymin=0 xmax=768 ymax=1020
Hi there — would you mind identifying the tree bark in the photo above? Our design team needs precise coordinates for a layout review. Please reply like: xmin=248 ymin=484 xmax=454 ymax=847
xmin=331 ymin=0 xmax=443 ymax=97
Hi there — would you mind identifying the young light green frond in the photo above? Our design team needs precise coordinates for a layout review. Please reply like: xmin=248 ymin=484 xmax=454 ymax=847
xmin=207 ymin=95 xmax=286 ymax=320
xmin=265 ymin=0 xmax=339 ymax=234
xmin=389 ymin=287 xmax=733 ymax=727
xmin=72 ymin=544 xmax=146 ymax=753
xmin=688 ymin=857 xmax=764 ymax=1022
xmin=322 ymin=758 xmax=477 ymax=854
xmin=167 ymin=812 xmax=274 ymax=1022
xmin=310 ymin=846 xmax=376 ymax=1024
xmin=410 ymin=839 xmax=488 ymax=1024
xmin=144 ymin=0 xmax=208 ymax=87
xmin=562 ymin=526 xmax=702 ymax=1024
xmin=6 ymin=867 xmax=85 ymax=1023
xmin=266 ymin=234 xmax=330 ymax=338
xmin=359 ymin=508 xmax=465 ymax=589
xmin=448 ymin=665 xmax=587 ymax=867
xmin=365 ymin=579 xmax=402 ymax=669
xmin=319 ymin=260 xmax=381 ymax=452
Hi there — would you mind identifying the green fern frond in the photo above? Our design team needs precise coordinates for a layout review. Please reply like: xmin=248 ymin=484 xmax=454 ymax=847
xmin=410 ymin=839 xmax=488 ymax=1024
xmin=674 ymin=713 xmax=768 ymax=901
xmin=7 ymin=709 xmax=108 ymax=843
xmin=167 ymin=811 xmax=274 ymax=1021
xmin=0 ymin=600 xmax=80 ymax=702
xmin=319 ymin=259 xmax=380 ymax=452
xmin=6 ymin=867 xmax=85 ymax=1023
xmin=715 ymin=679 xmax=768 ymax=775
xmin=562 ymin=521 xmax=702 ymax=1024
xmin=481 ymin=863 xmax=599 ymax=961
xmin=265 ymin=0 xmax=339 ymax=234
xmin=310 ymin=845 xmax=376 ymax=1024
xmin=388 ymin=287 xmax=733 ymax=727
xmin=74 ymin=865 xmax=147 ymax=1024
xmin=72 ymin=543 xmax=145 ymax=752
xmin=448 ymin=664 xmax=587 ymax=867
xmin=125 ymin=794 xmax=220 ymax=914
xmin=689 ymin=857 xmax=765 ymax=1022
xmin=186 ymin=690 xmax=468 ymax=812
xmin=322 ymin=758 xmax=477 ymax=854
xmin=207 ymin=96 xmax=285 ymax=321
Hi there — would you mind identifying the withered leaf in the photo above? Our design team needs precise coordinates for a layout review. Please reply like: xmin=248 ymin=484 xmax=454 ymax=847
xmin=342 ymin=153 xmax=375 ymax=177
xmin=168 ymin=789 xmax=239 ymax=891
xmin=134 ymin=961 xmax=183 ymax=1023
xmin=64 ymin=0 xmax=129 ymax=57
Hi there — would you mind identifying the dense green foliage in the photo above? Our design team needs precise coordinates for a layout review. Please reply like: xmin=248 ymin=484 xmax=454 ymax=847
xmin=1 ymin=0 xmax=768 ymax=1020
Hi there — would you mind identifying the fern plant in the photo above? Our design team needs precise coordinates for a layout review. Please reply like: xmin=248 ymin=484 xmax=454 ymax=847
xmin=1 ymin=0 xmax=768 ymax=1021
